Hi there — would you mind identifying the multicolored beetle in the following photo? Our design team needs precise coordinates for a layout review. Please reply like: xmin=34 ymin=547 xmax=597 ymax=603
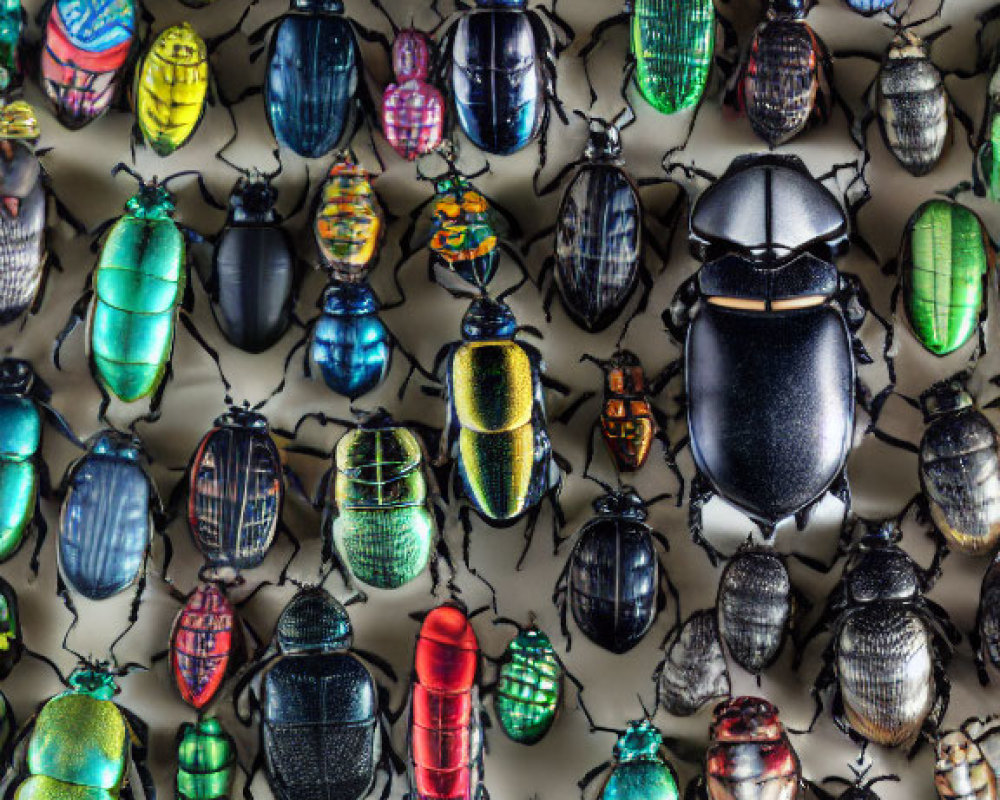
xmin=313 ymin=157 xmax=384 ymax=281
xmin=655 ymin=609 xmax=730 ymax=716
xmin=936 ymin=721 xmax=997 ymax=800
xmin=133 ymin=23 xmax=209 ymax=156
xmin=733 ymin=0 xmax=831 ymax=146
xmin=169 ymin=581 xmax=243 ymax=710
xmin=382 ymin=29 xmax=444 ymax=161
xmin=176 ymin=716 xmax=237 ymax=800
xmin=579 ymin=719 xmax=680 ymax=800
xmin=493 ymin=623 xmax=563 ymax=745
xmin=186 ymin=407 xmax=284 ymax=572
xmin=408 ymin=604 xmax=483 ymax=800
xmin=40 ymin=0 xmax=136 ymax=129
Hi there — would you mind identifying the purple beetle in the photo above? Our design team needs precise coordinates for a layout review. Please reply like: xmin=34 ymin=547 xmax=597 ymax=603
xmin=382 ymin=29 xmax=444 ymax=161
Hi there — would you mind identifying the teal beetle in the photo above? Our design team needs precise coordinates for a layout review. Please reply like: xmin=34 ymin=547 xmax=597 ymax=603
xmin=8 ymin=667 xmax=155 ymax=800
xmin=580 ymin=720 xmax=681 ymax=800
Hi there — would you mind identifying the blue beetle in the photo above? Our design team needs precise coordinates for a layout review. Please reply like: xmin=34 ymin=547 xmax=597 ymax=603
xmin=437 ymin=0 xmax=572 ymax=158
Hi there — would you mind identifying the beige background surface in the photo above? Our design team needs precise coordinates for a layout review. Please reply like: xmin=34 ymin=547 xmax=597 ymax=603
xmin=0 ymin=0 xmax=996 ymax=797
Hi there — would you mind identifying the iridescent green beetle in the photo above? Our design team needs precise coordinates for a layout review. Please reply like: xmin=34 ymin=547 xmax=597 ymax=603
xmin=580 ymin=719 xmax=681 ymax=800
xmin=886 ymin=199 xmax=992 ymax=375
xmin=9 ymin=668 xmax=153 ymax=800
xmin=176 ymin=717 xmax=236 ymax=800
xmin=494 ymin=625 xmax=563 ymax=745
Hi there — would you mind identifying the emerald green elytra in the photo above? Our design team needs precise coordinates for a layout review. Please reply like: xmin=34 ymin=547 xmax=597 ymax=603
xmin=631 ymin=0 xmax=715 ymax=114
xmin=602 ymin=721 xmax=680 ymax=800
xmin=91 ymin=185 xmax=185 ymax=402
xmin=494 ymin=628 xmax=562 ymax=745
xmin=901 ymin=199 xmax=989 ymax=356
xmin=176 ymin=717 xmax=236 ymax=800
xmin=0 ymin=395 xmax=40 ymax=561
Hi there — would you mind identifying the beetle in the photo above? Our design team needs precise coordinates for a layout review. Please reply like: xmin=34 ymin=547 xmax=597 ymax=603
xmin=554 ymin=487 xmax=677 ymax=654
xmin=936 ymin=721 xmax=997 ymax=800
xmin=436 ymin=0 xmax=570 ymax=158
xmin=236 ymin=587 xmax=394 ymax=800
xmin=407 ymin=603 xmax=483 ymax=800
xmin=0 ymin=0 xmax=21 ymax=93
xmin=960 ymin=718 xmax=1000 ymax=781
xmin=40 ymin=0 xmax=137 ymax=129
xmin=974 ymin=553 xmax=1000 ymax=684
xmin=133 ymin=23 xmax=209 ymax=157
xmin=313 ymin=157 xmax=384 ymax=281
xmin=578 ymin=719 xmax=681 ymax=800
xmin=176 ymin=716 xmax=237 ymax=800
xmin=493 ymin=623 xmax=563 ymax=745
xmin=799 ymin=518 xmax=960 ymax=753
xmin=654 ymin=609 xmax=730 ymax=717
xmin=206 ymin=168 xmax=302 ymax=354
xmin=382 ymin=29 xmax=444 ymax=161
xmin=184 ymin=407 xmax=285 ymax=573
xmin=688 ymin=697 xmax=803 ymax=800
xmin=729 ymin=0 xmax=832 ymax=147
xmin=663 ymin=154 xmax=883 ymax=560
xmin=6 ymin=667 xmax=155 ymax=800
xmin=169 ymin=581 xmax=244 ymax=710
xmin=978 ymin=59 xmax=1000 ymax=201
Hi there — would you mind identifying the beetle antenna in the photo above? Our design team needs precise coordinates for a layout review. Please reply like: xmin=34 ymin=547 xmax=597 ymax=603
xmin=866 ymin=776 xmax=901 ymax=790
xmin=584 ymin=473 xmax=615 ymax=494
xmin=637 ymin=693 xmax=651 ymax=719
xmin=265 ymin=148 xmax=283 ymax=181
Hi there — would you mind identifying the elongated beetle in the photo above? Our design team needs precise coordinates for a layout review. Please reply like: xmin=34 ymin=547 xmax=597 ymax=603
xmin=175 ymin=716 xmax=237 ymax=800
xmin=382 ymin=29 xmax=444 ymax=161
xmin=936 ymin=720 xmax=997 ymax=800
xmin=799 ymin=518 xmax=959 ymax=754
xmin=578 ymin=719 xmax=681 ymax=800
xmin=654 ymin=609 xmax=730 ymax=717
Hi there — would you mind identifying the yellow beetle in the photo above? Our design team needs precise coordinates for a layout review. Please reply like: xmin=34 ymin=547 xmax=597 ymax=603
xmin=133 ymin=23 xmax=208 ymax=156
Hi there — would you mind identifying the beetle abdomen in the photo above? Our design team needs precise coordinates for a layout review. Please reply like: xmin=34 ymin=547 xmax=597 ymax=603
xmin=0 ymin=396 xmax=39 ymax=561
xmin=0 ymin=179 xmax=45 ymax=325
xmin=837 ymin=605 xmax=935 ymax=747
xmin=267 ymin=15 xmax=357 ymax=159
xmin=452 ymin=10 xmax=542 ymax=155
xmin=718 ymin=550 xmax=791 ymax=674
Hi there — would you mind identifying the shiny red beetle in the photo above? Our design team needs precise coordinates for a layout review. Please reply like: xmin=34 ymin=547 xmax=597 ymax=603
xmin=409 ymin=604 xmax=482 ymax=800
xmin=169 ymin=582 xmax=241 ymax=710
xmin=382 ymin=29 xmax=444 ymax=161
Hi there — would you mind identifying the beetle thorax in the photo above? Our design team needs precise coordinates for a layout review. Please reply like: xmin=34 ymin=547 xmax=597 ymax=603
xmin=230 ymin=177 xmax=278 ymax=224
xmin=127 ymin=183 xmax=175 ymax=219
xmin=846 ymin=548 xmax=920 ymax=603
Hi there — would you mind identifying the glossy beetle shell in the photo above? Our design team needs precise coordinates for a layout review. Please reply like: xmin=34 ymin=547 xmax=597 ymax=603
xmin=717 ymin=546 xmax=792 ymax=674
xmin=0 ymin=141 xmax=46 ymax=325
xmin=329 ymin=422 xmax=434 ymax=589
xmin=451 ymin=8 xmax=543 ymax=155
xmin=936 ymin=728 xmax=997 ymax=800
xmin=602 ymin=720 xmax=680 ymax=800
xmin=313 ymin=160 xmax=383 ymax=280
xmin=843 ymin=0 xmax=894 ymax=13
xmin=410 ymin=604 xmax=481 ymax=800
xmin=262 ymin=588 xmax=378 ymax=800
xmin=176 ymin=717 xmax=236 ymax=800
xmin=0 ymin=576 xmax=21 ymax=679
xmin=876 ymin=32 xmax=948 ymax=176
xmin=169 ymin=583 xmax=239 ymax=710
xmin=58 ymin=431 xmax=151 ymax=600
xmin=599 ymin=351 xmax=657 ymax=472
xmin=383 ymin=30 xmax=444 ymax=160
xmin=568 ymin=491 xmax=658 ymax=653
xmin=429 ymin=177 xmax=499 ymax=289
xmin=631 ymin=0 xmax=714 ymax=114
xmin=40 ymin=0 xmax=136 ymax=129
xmin=134 ymin=24 xmax=208 ymax=156
xmin=266 ymin=10 xmax=357 ymax=159
xmin=900 ymin=200 xmax=990 ymax=357
xmin=656 ymin=610 xmax=730 ymax=717
xmin=90 ymin=185 xmax=184 ymax=402
xmin=494 ymin=627 xmax=561 ymax=745
xmin=555 ymin=162 xmax=642 ymax=332
xmin=0 ymin=392 xmax=40 ymax=561
xmin=311 ymin=280 xmax=392 ymax=400
xmin=188 ymin=409 xmax=283 ymax=571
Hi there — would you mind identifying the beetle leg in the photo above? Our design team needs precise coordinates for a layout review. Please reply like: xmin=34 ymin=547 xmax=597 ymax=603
xmin=27 ymin=501 xmax=47 ymax=581
xmin=663 ymin=277 xmax=699 ymax=343
xmin=578 ymin=12 xmax=628 ymax=103
xmin=51 ymin=287 xmax=92 ymax=371
xmin=801 ymin=644 xmax=836 ymax=733
xmin=460 ymin=506 xmax=498 ymax=611
xmin=794 ymin=591 xmax=846 ymax=668
xmin=972 ymin=592 xmax=993 ymax=685
xmin=688 ymin=473 xmax=723 ymax=567
xmin=552 ymin=558 xmax=572 ymax=650
xmin=577 ymin=760 xmax=611 ymax=799
xmin=178 ymin=313 xmax=232 ymax=400
xmin=685 ymin=774 xmax=708 ymax=800
xmin=922 ymin=598 xmax=962 ymax=646
xmin=276 ymin=521 xmax=305 ymax=588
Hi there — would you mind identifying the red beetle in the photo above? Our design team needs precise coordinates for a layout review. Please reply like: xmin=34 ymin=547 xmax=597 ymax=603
xmin=382 ymin=29 xmax=445 ymax=161
xmin=409 ymin=604 xmax=482 ymax=800
xmin=169 ymin=582 xmax=241 ymax=710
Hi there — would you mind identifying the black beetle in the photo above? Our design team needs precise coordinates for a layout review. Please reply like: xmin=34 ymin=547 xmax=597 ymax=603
xmin=654 ymin=608 xmax=730 ymax=717
xmin=664 ymin=154 xmax=885 ymax=561
xmin=799 ymin=518 xmax=960 ymax=755
xmin=812 ymin=765 xmax=901 ymax=800
xmin=553 ymin=485 xmax=677 ymax=654
xmin=974 ymin=553 xmax=1000 ymax=685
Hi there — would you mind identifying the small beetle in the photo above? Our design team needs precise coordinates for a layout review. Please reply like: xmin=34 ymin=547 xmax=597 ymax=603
xmin=801 ymin=519 xmax=959 ymax=753
xmin=555 ymin=487 xmax=676 ymax=654
xmin=176 ymin=716 xmax=237 ymax=800
xmin=382 ymin=29 xmax=444 ymax=161
xmin=974 ymin=554 xmax=1000 ymax=684
xmin=133 ymin=23 xmax=209 ymax=156
xmin=936 ymin=721 xmax=997 ymax=800
xmin=40 ymin=0 xmax=137 ymax=129
xmin=493 ymin=623 xmax=563 ymax=745
xmin=654 ymin=609 xmax=730 ymax=717
xmin=313 ymin=157 xmax=384 ymax=281
xmin=578 ymin=719 xmax=681 ymax=800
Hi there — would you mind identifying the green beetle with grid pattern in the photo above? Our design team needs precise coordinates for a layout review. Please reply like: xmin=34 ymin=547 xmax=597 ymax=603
xmin=494 ymin=626 xmax=563 ymax=745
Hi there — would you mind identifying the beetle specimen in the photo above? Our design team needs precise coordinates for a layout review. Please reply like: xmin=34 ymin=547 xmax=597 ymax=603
xmin=578 ymin=719 xmax=681 ymax=800
xmin=936 ymin=720 xmax=997 ymax=800
xmin=40 ymin=0 xmax=137 ymax=129
xmin=0 ymin=0 xmax=21 ymax=93
xmin=664 ymin=154 xmax=883 ymax=560
xmin=133 ymin=23 xmax=209 ymax=157
xmin=800 ymin=518 xmax=959 ymax=754
xmin=313 ymin=157 xmax=384 ymax=281
xmin=654 ymin=609 xmax=730 ymax=717
xmin=688 ymin=696 xmax=803 ymax=800
xmin=436 ymin=0 xmax=571 ymax=159
xmin=176 ymin=716 xmax=237 ymax=800
xmin=235 ymin=587 xmax=397 ymax=800
xmin=382 ymin=29 xmax=444 ymax=161
xmin=554 ymin=486 xmax=677 ymax=654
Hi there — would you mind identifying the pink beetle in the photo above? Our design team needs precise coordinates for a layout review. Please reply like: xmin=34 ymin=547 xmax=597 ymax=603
xmin=382 ymin=29 xmax=444 ymax=160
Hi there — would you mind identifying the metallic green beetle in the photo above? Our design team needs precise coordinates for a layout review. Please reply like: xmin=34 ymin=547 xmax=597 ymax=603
xmin=494 ymin=626 xmax=562 ymax=745
xmin=176 ymin=717 xmax=236 ymax=800
xmin=890 ymin=199 xmax=992 ymax=367
xmin=10 ymin=668 xmax=154 ymax=800
xmin=584 ymin=720 xmax=681 ymax=800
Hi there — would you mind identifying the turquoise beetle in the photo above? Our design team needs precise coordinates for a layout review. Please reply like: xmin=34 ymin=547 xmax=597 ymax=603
xmin=579 ymin=719 xmax=681 ymax=800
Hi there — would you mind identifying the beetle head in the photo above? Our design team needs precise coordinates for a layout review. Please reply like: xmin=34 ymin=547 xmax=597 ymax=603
xmin=276 ymin=587 xmax=353 ymax=653
xmin=127 ymin=181 xmax=175 ymax=220
xmin=461 ymin=296 xmax=517 ymax=340
xmin=393 ymin=29 xmax=432 ymax=82
xmin=216 ymin=406 xmax=270 ymax=432
xmin=89 ymin=429 xmax=143 ymax=461
xmin=710 ymin=696 xmax=785 ymax=742
xmin=583 ymin=120 xmax=623 ymax=164
xmin=604 ymin=350 xmax=646 ymax=396
xmin=920 ymin=375 xmax=973 ymax=422
xmin=846 ymin=519 xmax=921 ymax=604
xmin=0 ymin=358 xmax=35 ymax=395
xmin=615 ymin=720 xmax=664 ymax=764
xmin=230 ymin=173 xmax=278 ymax=224
xmin=290 ymin=0 xmax=344 ymax=13
xmin=592 ymin=488 xmax=648 ymax=522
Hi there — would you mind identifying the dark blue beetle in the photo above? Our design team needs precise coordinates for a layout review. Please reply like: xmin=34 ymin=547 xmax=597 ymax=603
xmin=438 ymin=0 xmax=571 ymax=157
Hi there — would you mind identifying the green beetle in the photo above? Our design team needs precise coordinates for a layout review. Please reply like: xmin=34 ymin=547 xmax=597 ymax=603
xmin=176 ymin=717 xmax=236 ymax=800
xmin=581 ymin=720 xmax=681 ymax=800
xmin=887 ymin=199 xmax=992 ymax=375
xmin=494 ymin=625 xmax=563 ymax=745
xmin=10 ymin=668 xmax=153 ymax=800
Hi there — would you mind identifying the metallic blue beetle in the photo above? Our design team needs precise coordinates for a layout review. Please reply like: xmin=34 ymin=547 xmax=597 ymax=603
xmin=438 ymin=0 xmax=570 ymax=156
xmin=843 ymin=0 xmax=893 ymax=14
